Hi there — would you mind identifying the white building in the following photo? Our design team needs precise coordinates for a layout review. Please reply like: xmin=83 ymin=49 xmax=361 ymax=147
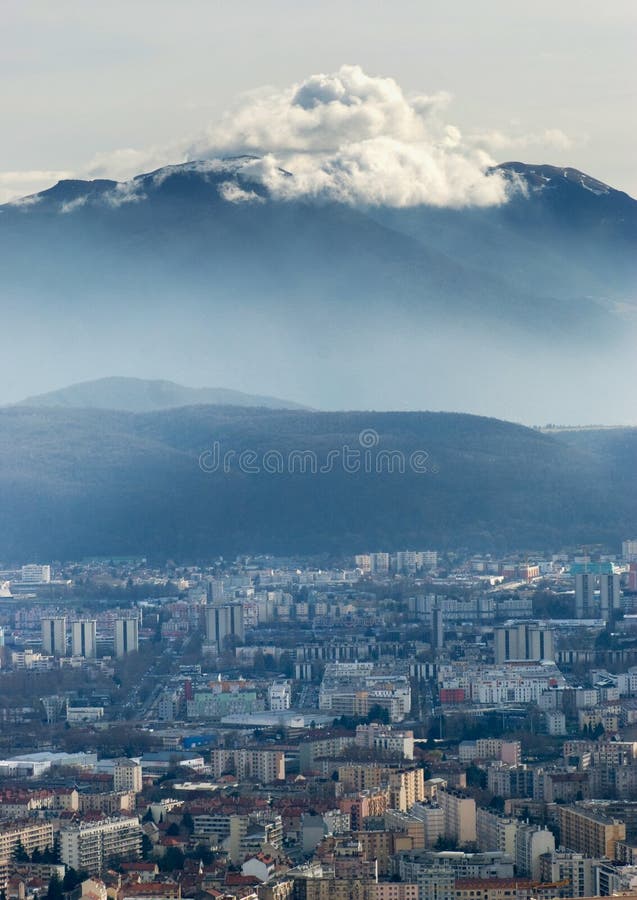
xmin=545 ymin=710 xmax=567 ymax=735
xmin=0 ymin=751 xmax=97 ymax=778
xmin=319 ymin=663 xmax=411 ymax=722
xmin=411 ymin=804 xmax=445 ymax=847
xmin=11 ymin=649 xmax=54 ymax=670
xmin=21 ymin=564 xmax=51 ymax=584
xmin=41 ymin=616 xmax=67 ymax=656
xmin=72 ymin=619 xmax=97 ymax=658
xmin=268 ymin=681 xmax=291 ymax=710
xmin=66 ymin=705 xmax=104 ymax=724
xmin=439 ymin=661 xmax=566 ymax=706
xmin=622 ymin=540 xmax=637 ymax=562
xmin=210 ymin=748 xmax=285 ymax=783
xmin=355 ymin=723 xmax=415 ymax=760
xmin=114 ymin=617 xmax=139 ymax=657
xmin=59 ymin=816 xmax=142 ymax=874
xmin=515 ymin=823 xmax=555 ymax=879
xmin=494 ymin=623 xmax=554 ymax=663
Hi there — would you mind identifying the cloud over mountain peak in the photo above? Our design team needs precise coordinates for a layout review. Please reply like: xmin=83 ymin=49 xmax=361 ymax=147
xmin=185 ymin=65 xmax=510 ymax=207
xmin=3 ymin=65 xmax=571 ymax=208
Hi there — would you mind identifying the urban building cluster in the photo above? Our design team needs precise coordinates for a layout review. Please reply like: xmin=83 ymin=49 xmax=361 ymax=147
xmin=0 ymin=542 xmax=637 ymax=900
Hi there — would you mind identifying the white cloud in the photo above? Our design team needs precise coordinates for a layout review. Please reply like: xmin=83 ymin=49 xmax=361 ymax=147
xmin=60 ymin=196 xmax=88 ymax=214
xmin=217 ymin=181 xmax=264 ymax=204
xmin=189 ymin=68 xmax=452 ymax=157
xmin=186 ymin=65 xmax=509 ymax=207
xmin=102 ymin=181 xmax=147 ymax=207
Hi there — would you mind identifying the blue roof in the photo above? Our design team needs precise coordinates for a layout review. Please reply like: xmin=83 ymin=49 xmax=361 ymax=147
xmin=570 ymin=562 xmax=615 ymax=575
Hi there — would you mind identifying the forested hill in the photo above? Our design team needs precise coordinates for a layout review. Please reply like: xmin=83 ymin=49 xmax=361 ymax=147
xmin=1 ymin=406 xmax=634 ymax=561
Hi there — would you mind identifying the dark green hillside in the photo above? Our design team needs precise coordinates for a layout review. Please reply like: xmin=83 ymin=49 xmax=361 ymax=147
xmin=0 ymin=406 xmax=633 ymax=561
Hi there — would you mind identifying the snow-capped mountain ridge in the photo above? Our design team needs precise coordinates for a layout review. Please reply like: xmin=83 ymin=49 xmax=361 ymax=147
xmin=6 ymin=158 xmax=633 ymax=215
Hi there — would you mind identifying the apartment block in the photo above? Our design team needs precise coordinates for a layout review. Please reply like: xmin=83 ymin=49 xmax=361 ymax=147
xmin=225 ymin=812 xmax=283 ymax=864
xmin=21 ymin=565 xmax=51 ymax=584
xmin=113 ymin=758 xmax=143 ymax=793
xmin=389 ymin=768 xmax=426 ymax=812
xmin=0 ymin=821 xmax=54 ymax=890
xmin=397 ymin=854 xmax=456 ymax=900
xmin=374 ymin=885 xmax=419 ymax=900
xmin=476 ymin=808 xmax=518 ymax=857
xmin=486 ymin=763 xmax=534 ymax=800
xmin=72 ymin=619 xmax=97 ymax=658
xmin=514 ymin=824 xmax=555 ymax=879
xmin=114 ymin=618 xmax=139 ymax=657
xmin=384 ymin=810 xmax=426 ymax=849
xmin=557 ymin=806 xmax=625 ymax=859
xmin=205 ymin=603 xmax=245 ymax=654
xmin=458 ymin=740 xmax=521 ymax=767
xmin=210 ymin=747 xmax=285 ymax=783
xmin=59 ymin=816 xmax=143 ymax=874
xmin=539 ymin=852 xmax=599 ymax=898
xmin=269 ymin=681 xmax=292 ymax=710
xmin=438 ymin=789 xmax=477 ymax=846
xmin=411 ymin=804 xmax=446 ymax=847
xmin=338 ymin=789 xmax=390 ymax=830
xmin=494 ymin=624 xmax=555 ymax=663
xmin=355 ymin=724 xmax=415 ymax=760
xmin=41 ymin=616 xmax=67 ymax=656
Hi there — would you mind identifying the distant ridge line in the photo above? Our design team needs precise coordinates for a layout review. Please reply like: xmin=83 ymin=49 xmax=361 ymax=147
xmin=14 ymin=376 xmax=310 ymax=413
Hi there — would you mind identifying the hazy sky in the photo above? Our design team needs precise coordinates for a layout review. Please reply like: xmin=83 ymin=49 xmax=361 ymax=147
xmin=1 ymin=0 xmax=636 ymax=203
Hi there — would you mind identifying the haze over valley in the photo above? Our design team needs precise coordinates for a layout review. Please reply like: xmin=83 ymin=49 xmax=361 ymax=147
xmin=1 ymin=66 xmax=635 ymax=425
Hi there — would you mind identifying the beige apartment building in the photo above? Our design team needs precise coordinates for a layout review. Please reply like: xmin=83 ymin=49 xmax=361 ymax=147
xmin=374 ymin=885 xmax=419 ymax=900
xmin=557 ymin=806 xmax=626 ymax=859
xmin=389 ymin=768 xmax=426 ymax=812
xmin=113 ymin=758 xmax=143 ymax=794
xmin=0 ymin=821 xmax=54 ymax=892
xmin=438 ymin=789 xmax=477 ymax=846
xmin=292 ymin=874 xmax=376 ymax=900
xmin=337 ymin=765 xmax=424 ymax=812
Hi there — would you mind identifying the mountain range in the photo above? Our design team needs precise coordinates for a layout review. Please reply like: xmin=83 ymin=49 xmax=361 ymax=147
xmin=1 ymin=157 xmax=636 ymax=422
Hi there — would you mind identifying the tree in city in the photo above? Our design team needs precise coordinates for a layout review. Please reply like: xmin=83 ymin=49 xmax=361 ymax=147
xmin=159 ymin=847 xmax=185 ymax=872
xmin=13 ymin=840 xmax=29 ymax=863
xmin=62 ymin=868 xmax=89 ymax=892
xmin=141 ymin=834 xmax=154 ymax=860
xmin=434 ymin=835 xmax=459 ymax=851
xmin=47 ymin=874 xmax=64 ymax=900
xmin=366 ymin=704 xmax=390 ymax=725
xmin=466 ymin=764 xmax=487 ymax=789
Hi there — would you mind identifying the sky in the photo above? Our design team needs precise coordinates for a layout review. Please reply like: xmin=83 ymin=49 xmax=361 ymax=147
xmin=1 ymin=0 xmax=636 ymax=204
